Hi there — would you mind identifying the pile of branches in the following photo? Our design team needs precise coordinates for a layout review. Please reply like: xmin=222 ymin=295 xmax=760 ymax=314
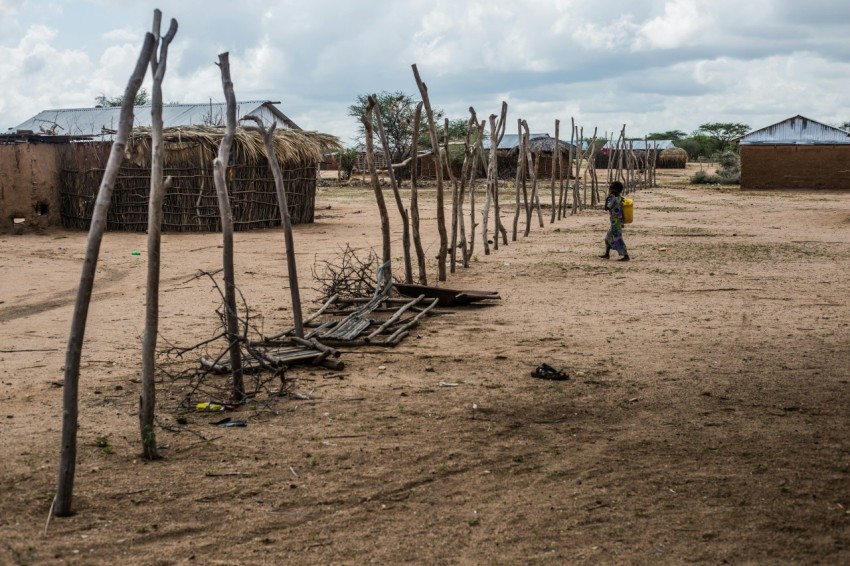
xmin=311 ymin=244 xmax=379 ymax=303
xmin=157 ymin=270 xmax=292 ymax=417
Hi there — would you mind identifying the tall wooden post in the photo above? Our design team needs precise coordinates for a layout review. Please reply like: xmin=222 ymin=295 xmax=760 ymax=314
xmin=140 ymin=11 xmax=177 ymax=461
xmin=55 ymin=31 xmax=156 ymax=518
xmin=212 ymin=53 xmax=245 ymax=401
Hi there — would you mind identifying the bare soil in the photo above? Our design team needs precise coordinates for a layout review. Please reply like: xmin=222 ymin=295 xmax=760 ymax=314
xmin=2 ymin=164 xmax=849 ymax=564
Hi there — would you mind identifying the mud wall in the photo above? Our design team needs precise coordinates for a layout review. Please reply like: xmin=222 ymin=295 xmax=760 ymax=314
xmin=0 ymin=143 xmax=62 ymax=230
xmin=741 ymin=145 xmax=850 ymax=190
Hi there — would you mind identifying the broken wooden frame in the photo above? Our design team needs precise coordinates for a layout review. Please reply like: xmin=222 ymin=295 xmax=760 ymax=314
xmin=269 ymin=292 xmax=439 ymax=348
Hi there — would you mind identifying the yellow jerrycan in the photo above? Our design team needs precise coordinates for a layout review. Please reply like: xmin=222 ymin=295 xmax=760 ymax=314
xmin=622 ymin=198 xmax=633 ymax=224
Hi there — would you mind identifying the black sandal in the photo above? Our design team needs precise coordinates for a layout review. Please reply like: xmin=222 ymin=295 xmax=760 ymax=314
xmin=531 ymin=363 xmax=570 ymax=381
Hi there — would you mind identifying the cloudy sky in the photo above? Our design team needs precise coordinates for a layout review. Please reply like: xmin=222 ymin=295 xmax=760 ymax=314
xmin=1 ymin=0 xmax=848 ymax=144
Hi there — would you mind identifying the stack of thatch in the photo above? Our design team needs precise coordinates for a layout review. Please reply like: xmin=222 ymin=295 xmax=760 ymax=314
xmin=59 ymin=125 xmax=340 ymax=232
xmin=658 ymin=147 xmax=688 ymax=169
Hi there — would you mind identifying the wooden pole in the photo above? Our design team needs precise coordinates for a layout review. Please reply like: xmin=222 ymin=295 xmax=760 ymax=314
xmin=468 ymin=118 xmax=485 ymax=262
xmin=140 ymin=10 xmax=177 ymax=461
xmin=492 ymin=102 xmax=508 ymax=249
xmin=512 ymin=119 xmax=523 ymax=241
xmin=444 ymin=118 xmax=460 ymax=273
xmin=361 ymin=98 xmax=393 ymax=289
xmin=409 ymin=102 xmax=427 ymax=285
xmin=372 ymin=95 xmax=413 ymax=283
xmin=212 ymin=53 xmax=245 ymax=401
xmin=411 ymin=64 xmax=448 ymax=282
xmin=550 ymin=119 xmax=559 ymax=223
xmin=55 ymin=31 xmax=156 ymax=518
xmin=241 ymin=116 xmax=305 ymax=338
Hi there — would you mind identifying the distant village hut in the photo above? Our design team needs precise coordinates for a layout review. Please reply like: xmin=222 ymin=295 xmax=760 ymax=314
xmin=60 ymin=126 xmax=339 ymax=231
xmin=1 ymin=101 xmax=339 ymax=232
xmin=736 ymin=115 xmax=850 ymax=190
xmin=599 ymin=140 xmax=681 ymax=169
xmin=481 ymin=133 xmax=574 ymax=180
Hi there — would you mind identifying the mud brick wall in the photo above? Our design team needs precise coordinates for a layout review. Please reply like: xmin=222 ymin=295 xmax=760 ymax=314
xmin=0 ymin=143 xmax=62 ymax=230
xmin=741 ymin=145 xmax=850 ymax=190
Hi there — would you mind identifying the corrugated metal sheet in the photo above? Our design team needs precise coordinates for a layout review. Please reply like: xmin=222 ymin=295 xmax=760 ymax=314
xmin=482 ymin=133 xmax=553 ymax=150
xmin=10 ymin=101 xmax=299 ymax=136
xmin=739 ymin=115 xmax=850 ymax=145
xmin=602 ymin=140 xmax=676 ymax=151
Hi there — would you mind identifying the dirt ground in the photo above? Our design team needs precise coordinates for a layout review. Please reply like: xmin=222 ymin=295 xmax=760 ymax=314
xmin=1 ymin=164 xmax=849 ymax=564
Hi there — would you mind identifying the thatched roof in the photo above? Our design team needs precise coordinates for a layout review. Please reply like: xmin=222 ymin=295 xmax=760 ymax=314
xmin=124 ymin=125 xmax=341 ymax=168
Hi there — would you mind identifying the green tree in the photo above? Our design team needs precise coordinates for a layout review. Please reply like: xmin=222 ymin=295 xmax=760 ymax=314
xmin=647 ymin=130 xmax=686 ymax=140
xmin=348 ymin=91 xmax=443 ymax=163
xmin=94 ymin=88 xmax=151 ymax=108
xmin=675 ymin=134 xmax=716 ymax=161
xmin=696 ymin=122 xmax=750 ymax=153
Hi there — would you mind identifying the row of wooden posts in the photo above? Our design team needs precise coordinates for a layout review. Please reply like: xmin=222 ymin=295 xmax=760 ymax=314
xmin=54 ymin=10 xmax=306 ymax=518
xmin=52 ymin=10 xmax=659 ymax=519
xmin=360 ymin=70 xmax=658 ymax=288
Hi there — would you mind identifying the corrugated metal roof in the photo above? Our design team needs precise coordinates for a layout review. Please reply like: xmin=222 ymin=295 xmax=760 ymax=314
xmin=602 ymin=140 xmax=676 ymax=151
xmin=738 ymin=115 xmax=850 ymax=145
xmin=482 ymin=133 xmax=568 ymax=150
xmin=10 ymin=100 xmax=300 ymax=136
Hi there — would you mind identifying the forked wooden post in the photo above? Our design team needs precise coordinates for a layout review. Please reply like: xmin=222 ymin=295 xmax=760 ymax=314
xmin=212 ymin=53 xmax=245 ymax=400
xmin=372 ymin=95 xmax=412 ymax=283
xmin=55 ymin=31 xmax=156 ymax=518
xmin=411 ymin=64 xmax=448 ymax=281
xmin=241 ymin=116 xmax=305 ymax=338
xmin=140 ymin=10 xmax=177 ymax=461
xmin=361 ymin=99 xmax=393 ymax=289
xmin=409 ymin=102 xmax=427 ymax=285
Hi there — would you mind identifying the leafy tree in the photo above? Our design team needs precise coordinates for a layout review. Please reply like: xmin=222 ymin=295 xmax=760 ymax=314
xmin=419 ymin=118 xmax=470 ymax=148
xmin=94 ymin=88 xmax=151 ymax=108
xmin=696 ymin=122 xmax=750 ymax=153
xmin=348 ymin=91 xmax=444 ymax=163
xmin=647 ymin=130 xmax=686 ymax=140
xmin=675 ymin=134 xmax=717 ymax=161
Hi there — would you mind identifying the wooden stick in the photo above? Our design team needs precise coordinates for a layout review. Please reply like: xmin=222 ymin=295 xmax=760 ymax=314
xmin=56 ymin=29 xmax=156 ymax=518
xmin=366 ymin=295 xmax=424 ymax=340
xmin=212 ymin=52 xmax=245 ymax=401
xmin=361 ymin=98 xmax=392 ymax=289
xmin=409 ymin=102 xmax=427 ymax=285
xmin=372 ymin=95 xmax=413 ymax=284
xmin=411 ymin=64 xmax=448 ymax=281
xmin=140 ymin=10 xmax=177 ymax=461
xmin=444 ymin=118 xmax=460 ymax=274
xmin=241 ymin=115 xmax=305 ymax=339
xmin=550 ymin=119 xmax=559 ymax=223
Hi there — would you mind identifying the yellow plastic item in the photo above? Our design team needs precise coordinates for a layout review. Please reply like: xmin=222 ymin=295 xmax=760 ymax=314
xmin=196 ymin=402 xmax=224 ymax=412
xmin=622 ymin=198 xmax=633 ymax=224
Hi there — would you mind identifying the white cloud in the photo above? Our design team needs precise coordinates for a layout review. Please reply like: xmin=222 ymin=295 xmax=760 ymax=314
xmin=634 ymin=0 xmax=703 ymax=50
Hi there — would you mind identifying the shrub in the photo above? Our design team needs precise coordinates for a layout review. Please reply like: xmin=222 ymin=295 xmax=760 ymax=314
xmin=690 ymin=169 xmax=719 ymax=184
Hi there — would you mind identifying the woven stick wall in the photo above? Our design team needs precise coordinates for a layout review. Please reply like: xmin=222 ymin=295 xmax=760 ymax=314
xmin=58 ymin=126 xmax=340 ymax=232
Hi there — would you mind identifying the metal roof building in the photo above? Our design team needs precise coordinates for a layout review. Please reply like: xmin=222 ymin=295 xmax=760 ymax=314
xmin=9 ymin=100 xmax=299 ymax=137
xmin=601 ymin=140 xmax=676 ymax=152
xmin=737 ymin=115 xmax=850 ymax=145
xmin=738 ymin=115 xmax=850 ymax=190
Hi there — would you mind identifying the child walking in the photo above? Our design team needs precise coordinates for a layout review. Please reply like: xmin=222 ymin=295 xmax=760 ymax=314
xmin=600 ymin=181 xmax=630 ymax=261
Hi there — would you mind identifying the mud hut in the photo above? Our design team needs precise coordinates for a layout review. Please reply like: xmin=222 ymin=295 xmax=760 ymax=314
xmin=59 ymin=126 xmax=339 ymax=231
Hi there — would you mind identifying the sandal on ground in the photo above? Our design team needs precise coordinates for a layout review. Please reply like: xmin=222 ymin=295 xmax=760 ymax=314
xmin=531 ymin=363 xmax=570 ymax=381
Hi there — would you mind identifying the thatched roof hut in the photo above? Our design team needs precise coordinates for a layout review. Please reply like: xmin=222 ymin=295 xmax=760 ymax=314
xmin=59 ymin=126 xmax=340 ymax=232
xmin=658 ymin=147 xmax=688 ymax=169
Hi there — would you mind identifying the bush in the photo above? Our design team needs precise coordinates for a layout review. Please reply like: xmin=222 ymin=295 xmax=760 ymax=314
xmin=337 ymin=148 xmax=358 ymax=180
xmin=690 ymin=170 xmax=719 ymax=184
